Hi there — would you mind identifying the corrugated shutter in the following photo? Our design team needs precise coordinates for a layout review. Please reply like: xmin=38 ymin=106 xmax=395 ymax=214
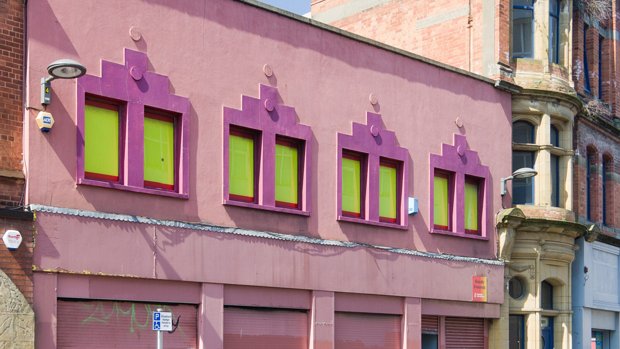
xmin=224 ymin=306 xmax=308 ymax=349
xmin=57 ymin=299 xmax=198 ymax=348
xmin=335 ymin=312 xmax=401 ymax=349
xmin=422 ymin=315 xmax=439 ymax=334
xmin=445 ymin=317 xmax=485 ymax=349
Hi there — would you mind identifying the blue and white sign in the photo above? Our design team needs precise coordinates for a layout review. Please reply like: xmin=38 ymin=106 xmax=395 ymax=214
xmin=152 ymin=311 xmax=173 ymax=331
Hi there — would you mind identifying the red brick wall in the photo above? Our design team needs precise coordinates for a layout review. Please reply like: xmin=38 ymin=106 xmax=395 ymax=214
xmin=0 ymin=176 xmax=24 ymax=207
xmin=574 ymin=119 xmax=619 ymax=232
xmin=0 ymin=0 xmax=25 ymax=209
xmin=311 ymin=0 xmax=504 ymax=76
xmin=572 ymin=5 xmax=620 ymax=120
xmin=497 ymin=0 xmax=510 ymax=68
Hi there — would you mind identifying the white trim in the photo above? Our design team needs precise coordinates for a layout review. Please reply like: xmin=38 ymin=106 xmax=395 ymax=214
xmin=592 ymin=241 xmax=620 ymax=255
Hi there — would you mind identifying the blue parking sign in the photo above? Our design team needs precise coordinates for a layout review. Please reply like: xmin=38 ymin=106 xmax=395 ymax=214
xmin=153 ymin=310 xmax=173 ymax=331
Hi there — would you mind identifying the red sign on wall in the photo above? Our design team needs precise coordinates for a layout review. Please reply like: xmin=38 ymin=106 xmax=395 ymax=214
xmin=472 ymin=276 xmax=487 ymax=302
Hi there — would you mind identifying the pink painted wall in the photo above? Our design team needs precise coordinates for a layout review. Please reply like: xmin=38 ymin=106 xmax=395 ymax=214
xmin=25 ymin=1 xmax=511 ymax=259
xmin=34 ymin=212 xmax=504 ymax=304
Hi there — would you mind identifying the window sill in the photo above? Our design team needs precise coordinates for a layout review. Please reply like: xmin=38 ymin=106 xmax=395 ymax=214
xmin=78 ymin=178 xmax=188 ymax=199
xmin=430 ymin=228 xmax=488 ymax=240
xmin=338 ymin=215 xmax=408 ymax=230
xmin=224 ymin=199 xmax=310 ymax=216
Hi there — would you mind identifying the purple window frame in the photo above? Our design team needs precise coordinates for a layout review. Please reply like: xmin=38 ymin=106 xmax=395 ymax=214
xmin=337 ymin=112 xmax=409 ymax=229
xmin=341 ymin=150 xmax=367 ymax=219
xmin=223 ymin=84 xmax=312 ymax=216
xmin=76 ymin=49 xmax=190 ymax=199
xmin=429 ymin=134 xmax=490 ymax=239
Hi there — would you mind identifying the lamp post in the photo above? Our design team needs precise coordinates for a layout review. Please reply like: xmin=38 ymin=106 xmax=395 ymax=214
xmin=501 ymin=167 xmax=538 ymax=197
xmin=41 ymin=58 xmax=87 ymax=106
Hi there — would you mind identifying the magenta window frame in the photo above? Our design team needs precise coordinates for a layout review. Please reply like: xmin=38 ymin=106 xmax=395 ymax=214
xmin=341 ymin=149 xmax=367 ymax=219
xmin=429 ymin=134 xmax=490 ymax=240
xmin=432 ymin=169 xmax=454 ymax=232
xmin=83 ymin=96 xmax=125 ymax=184
xmin=275 ymin=135 xmax=304 ymax=210
xmin=337 ymin=112 xmax=409 ymax=229
xmin=223 ymin=84 xmax=312 ymax=216
xmin=228 ymin=126 xmax=260 ymax=204
xmin=76 ymin=49 xmax=190 ymax=199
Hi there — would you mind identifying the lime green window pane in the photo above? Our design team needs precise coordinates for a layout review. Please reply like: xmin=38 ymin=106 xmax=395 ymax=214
xmin=144 ymin=117 xmax=174 ymax=187
xmin=465 ymin=181 xmax=479 ymax=232
xmin=342 ymin=157 xmax=361 ymax=215
xmin=379 ymin=164 xmax=397 ymax=220
xmin=433 ymin=175 xmax=449 ymax=228
xmin=85 ymin=104 xmax=119 ymax=179
xmin=275 ymin=143 xmax=298 ymax=205
xmin=229 ymin=134 xmax=254 ymax=198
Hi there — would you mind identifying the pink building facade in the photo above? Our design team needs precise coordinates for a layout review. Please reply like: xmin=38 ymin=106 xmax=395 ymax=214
xmin=26 ymin=1 xmax=514 ymax=348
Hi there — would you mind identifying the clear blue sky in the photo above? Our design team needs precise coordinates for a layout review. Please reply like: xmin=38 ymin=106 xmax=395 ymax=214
xmin=258 ymin=0 xmax=310 ymax=15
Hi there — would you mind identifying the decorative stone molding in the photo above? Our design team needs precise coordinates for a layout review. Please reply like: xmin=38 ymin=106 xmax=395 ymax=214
xmin=0 ymin=269 xmax=34 ymax=348
xmin=583 ymin=223 xmax=600 ymax=242
xmin=496 ymin=208 xmax=526 ymax=261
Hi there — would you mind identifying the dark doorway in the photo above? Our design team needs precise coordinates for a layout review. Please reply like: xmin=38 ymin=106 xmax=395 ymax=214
xmin=509 ymin=315 xmax=524 ymax=349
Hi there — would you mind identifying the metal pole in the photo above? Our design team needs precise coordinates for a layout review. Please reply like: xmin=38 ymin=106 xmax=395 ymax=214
xmin=156 ymin=308 xmax=163 ymax=349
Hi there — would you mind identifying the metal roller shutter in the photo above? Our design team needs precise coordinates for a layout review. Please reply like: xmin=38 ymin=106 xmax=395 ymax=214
xmin=57 ymin=299 xmax=198 ymax=348
xmin=223 ymin=306 xmax=308 ymax=349
xmin=335 ymin=312 xmax=401 ymax=349
xmin=445 ymin=317 xmax=485 ymax=349
xmin=422 ymin=315 xmax=439 ymax=334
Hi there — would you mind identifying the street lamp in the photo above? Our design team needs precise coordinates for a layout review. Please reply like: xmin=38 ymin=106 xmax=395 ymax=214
xmin=500 ymin=167 xmax=537 ymax=196
xmin=41 ymin=58 xmax=87 ymax=106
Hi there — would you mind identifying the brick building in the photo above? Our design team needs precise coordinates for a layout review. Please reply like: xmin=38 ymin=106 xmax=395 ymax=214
xmin=570 ymin=2 xmax=620 ymax=349
xmin=312 ymin=1 xmax=618 ymax=348
xmin=0 ymin=0 xmax=35 ymax=347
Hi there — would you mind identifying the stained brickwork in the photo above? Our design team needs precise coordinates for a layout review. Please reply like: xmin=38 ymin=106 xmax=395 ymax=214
xmin=574 ymin=118 xmax=620 ymax=233
xmin=572 ymin=3 xmax=620 ymax=236
xmin=0 ymin=0 xmax=25 ymax=209
xmin=0 ymin=0 xmax=33 ymax=311
xmin=573 ymin=4 xmax=620 ymax=120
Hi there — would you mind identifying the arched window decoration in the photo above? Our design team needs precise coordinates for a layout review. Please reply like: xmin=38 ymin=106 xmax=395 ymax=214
xmin=541 ymin=281 xmax=554 ymax=309
xmin=584 ymin=24 xmax=592 ymax=94
xmin=602 ymin=155 xmax=612 ymax=226
xmin=586 ymin=147 xmax=597 ymax=221
xmin=513 ymin=121 xmax=535 ymax=144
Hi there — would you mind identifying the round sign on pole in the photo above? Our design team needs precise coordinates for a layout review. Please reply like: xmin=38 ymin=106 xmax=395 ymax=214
xmin=3 ymin=230 xmax=23 ymax=251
